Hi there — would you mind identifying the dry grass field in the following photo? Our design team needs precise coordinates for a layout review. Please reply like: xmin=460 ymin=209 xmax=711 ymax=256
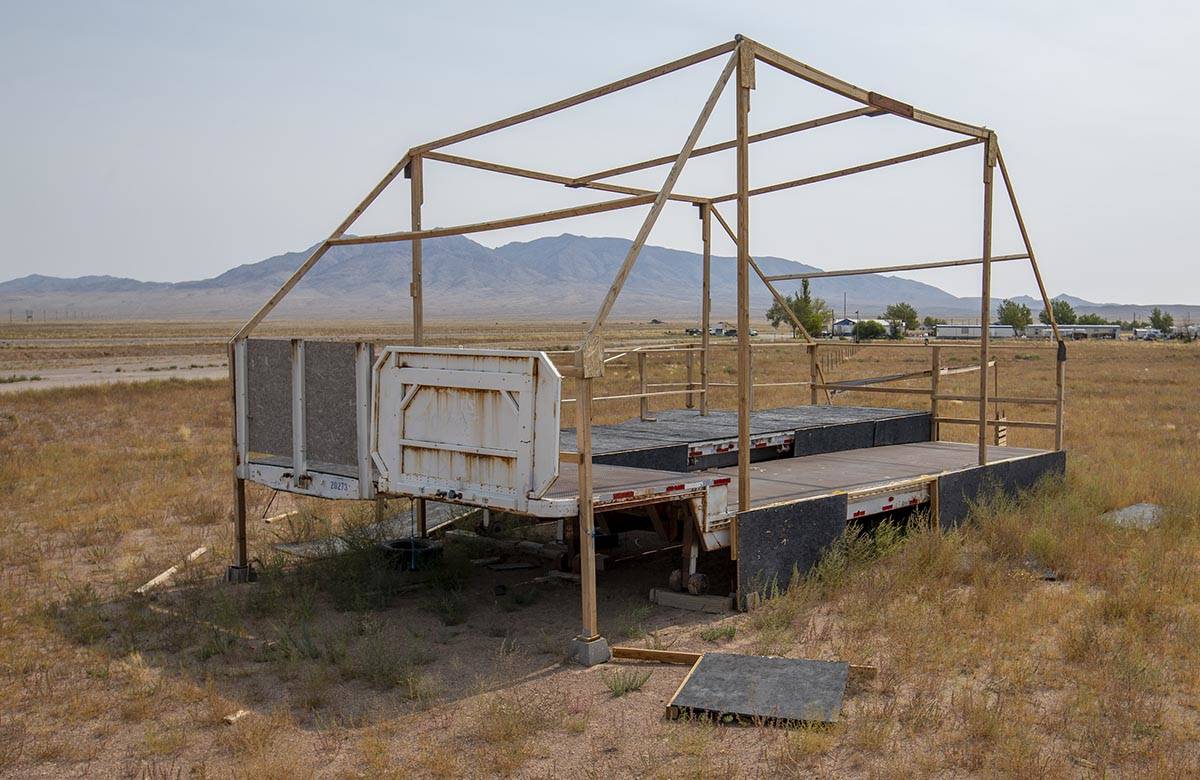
xmin=1 ymin=322 xmax=1198 ymax=777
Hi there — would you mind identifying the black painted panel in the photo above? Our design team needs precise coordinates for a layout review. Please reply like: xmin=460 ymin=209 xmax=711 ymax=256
xmin=791 ymin=421 xmax=876 ymax=458
xmin=592 ymin=444 xmax=690 ymax=473
xmin=737 ymin=493 xmax=847 ymax=600
xmin=873 ymin=413 xmax=932 ymax=446
xmin=937 ymin=451 xmax=1067 ymax=529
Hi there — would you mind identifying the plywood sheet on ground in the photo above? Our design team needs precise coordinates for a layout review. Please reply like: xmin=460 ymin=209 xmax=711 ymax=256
xmin=670 ymin=654 xmax=848 ymax=724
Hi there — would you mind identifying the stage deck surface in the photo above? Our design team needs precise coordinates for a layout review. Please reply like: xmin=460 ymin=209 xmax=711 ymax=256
xmin=543 ymin=461 xmax=705 ymax=500
xmin=559 ymin=406 xmax=929 ymax=457
xmin=708 ymin=441 xmax=1047 ymax=509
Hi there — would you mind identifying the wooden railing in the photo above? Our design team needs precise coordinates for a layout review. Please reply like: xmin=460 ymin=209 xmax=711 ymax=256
xmin=553 ymin=336 xmax=1065 ymax=456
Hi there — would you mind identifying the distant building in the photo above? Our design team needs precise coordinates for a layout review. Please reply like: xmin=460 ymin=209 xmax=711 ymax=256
xmin=1026 ymin=323 xmax=1120 ymax=340
xmin=831 ymin=317 xmax=889 ymax=337
xmin=935 ymin=324 xmax=1015 ymax=339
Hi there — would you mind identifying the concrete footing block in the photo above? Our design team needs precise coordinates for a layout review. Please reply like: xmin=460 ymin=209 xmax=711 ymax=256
xmin=568 ymin=635 xmax=611 ymax=667
xmin=226 ymin=565 xmax=257 ymax=584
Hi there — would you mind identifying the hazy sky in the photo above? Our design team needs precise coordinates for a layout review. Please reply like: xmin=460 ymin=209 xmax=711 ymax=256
xmin=1 ymin=1 xmax=1196 ymax=303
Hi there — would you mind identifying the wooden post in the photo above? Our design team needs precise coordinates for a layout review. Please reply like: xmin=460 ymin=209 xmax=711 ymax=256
xmin=808 ymin=343 xmax=819 ymax=404
xmin=228 ymin=340 xmax=249 ymax=579
xmin=575 ymin=368 xmax=599 ymax=639
xmin=1055 ymin=342 xmax=1066 ymax=451
xmin=929 ymin=346 xmax=941 ymax=440
xmin=408 ymin=155 xmax=428 ymax=537
xmin=977 ymin=134 xmax=996 ymax=466
xmin=734 ymin=40 xmax=754 ymax=524
xmin=700 ymin=204 xmax=711 ymax=415
xmin=638 ymin=351 xmax=654 ymax=421
xmin=685 ymin=348 xmax=695 ymax=409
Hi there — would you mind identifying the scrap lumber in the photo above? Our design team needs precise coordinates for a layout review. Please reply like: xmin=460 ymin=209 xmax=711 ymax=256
xmin=133 ymin=546 xmax=208 ymax=597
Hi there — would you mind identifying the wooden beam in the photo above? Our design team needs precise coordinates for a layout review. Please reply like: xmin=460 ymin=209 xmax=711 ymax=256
xmin=408 ymin=156 xmax=425 ymax=344
xmin=423 ymin=150 xmax=709 ymax=205
xmin=711 ymin=138 xmax=983 ymax=203
xmin=585 ymin=51 xmax=738 ymax=335
xmin=710 ymin=207 xmax=814 ymax=344
xmin=735 ymin=40 xmax=753 ymax=525
xmin=414 ymin=40 xmax=738 ymax=153
xmin=232 ymin=152 xmax=412 ymax=340
xmin=764 ymin=253 xmax=1028 ymax=283
xmin=408 ymin=156 xmax=427 ymax=538
xmin=978 ymin=135 xmax=996 ymax=466
xmin=611 ymin=646 xmax=702 ymax=665
xmin=929 ymin=346 xmax=941 ymax=440
xmin=228 ymin=340 xmax=248 ymax=573
xmin=935 ymin=417 xmax=1058 ymax=431
xmin=995 ymin=144 xmax=1061 ymax=344
xmin=1055 ymin=347 xmax=1066 ymax=450
xmin=571 ymin=107 xmax=876 ymax=184
xmin=700 ymin=204 xmax=711 ymax=415
xmin=574 ymin=369 xmax=599 ymax=639
xmin=328 ymin=192 xmax=657 ymax=246
xmin=134 ymin=547 xmax=208 ymax=597
xmin=750 ymin=39 xmax=990 ymax=139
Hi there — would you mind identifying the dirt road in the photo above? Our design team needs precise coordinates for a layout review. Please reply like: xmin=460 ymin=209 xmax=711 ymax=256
xmin=0 ymin=354 xmax=226 ymax=393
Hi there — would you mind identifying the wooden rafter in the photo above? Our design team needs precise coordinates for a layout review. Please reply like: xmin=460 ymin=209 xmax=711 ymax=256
xmin=414 ymin=40 xmax=738 ymax=153
xmin=710 ymin=137 xmax=982 ymax=203
xmin=327 ymin=193 xmax=657 ymax=246
xmin=585 ymin=51 xmax=739 ymax=339
xmin=422 ymin=150 xmax=709 ymax=205
xmin=571 ymin=107 xmax=878 ymax=185
xmin=765 ymin=253 xmax=1029 ymax=282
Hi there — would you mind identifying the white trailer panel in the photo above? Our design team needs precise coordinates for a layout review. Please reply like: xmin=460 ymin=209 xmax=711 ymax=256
xmin=371 ymin=347 xmax=561 ymax=513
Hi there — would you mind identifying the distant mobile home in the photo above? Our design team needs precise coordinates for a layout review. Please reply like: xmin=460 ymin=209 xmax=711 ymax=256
xmin=935 ymin=324 xmax=1015 ymax=339
xmin=1026 ymin=323 xmax=1120 ymax=339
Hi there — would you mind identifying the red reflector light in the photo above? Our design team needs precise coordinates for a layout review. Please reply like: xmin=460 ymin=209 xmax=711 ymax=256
xmin=711 ymin=477 xmax=731 ymax=487
xmin=666 ymin=484 xmax=685 ymax=492
xmin=612 ymin=490 xmax=635 ymax=500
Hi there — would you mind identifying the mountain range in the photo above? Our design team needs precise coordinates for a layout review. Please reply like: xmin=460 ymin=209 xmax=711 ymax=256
xmin=2 ymin=234 xmax=1196 ymax=323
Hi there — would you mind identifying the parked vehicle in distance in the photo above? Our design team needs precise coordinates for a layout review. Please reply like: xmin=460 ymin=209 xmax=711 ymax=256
xmin=1134 ymin=328 xmax=1163 ymax=341
xmin=684 ymin=327 xmax=702 ymax=336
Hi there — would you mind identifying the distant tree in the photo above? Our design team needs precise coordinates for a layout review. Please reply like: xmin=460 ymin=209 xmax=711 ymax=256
xmin=923 ymin=315 xmax=947 ymax=329
xmin=1118 ymin=319 xmax=1148 ymax=331
xmin=1149 ymin=307 xmax=1174 ymax=332
xmin=766 ymin=279 xmax=832 ymax=338
xmin=1076 ymin=313 xmax=1108 ymax=325
xmin=882 ymin=302 xmax=919 ymax=338
xmin=853 ymin=320 xmax=887 ymax=340
xmin=996 ymin=299 xmax=1033 ymax=332
xmin=1040 ymin=299 xmax=1077 ymax=325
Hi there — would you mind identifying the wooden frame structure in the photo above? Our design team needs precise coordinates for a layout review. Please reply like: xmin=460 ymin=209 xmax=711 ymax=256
xmin=227 ymin=35 xmax=1065 ymax=647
